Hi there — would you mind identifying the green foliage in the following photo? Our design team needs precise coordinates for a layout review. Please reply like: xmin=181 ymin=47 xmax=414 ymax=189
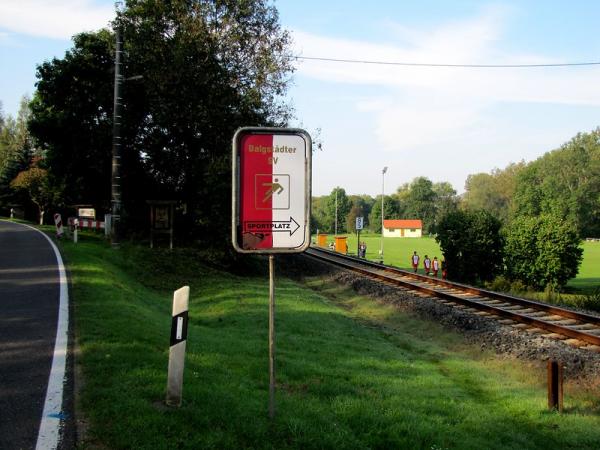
xmin=485 ymin=275 xmax=527 ymax=295
xmin=346 ymin=195 xmax=374 ymax=232
xmin=504 ymin=215 xmax=583 ymax=290
xmin=10 ymin=157 xmax=60 ymax=224
xmin=401 ymin=177 xmax=437 ymax=233
xmin=394 ymin=177 xmax=459 ymax=234
xmin=29 ymin=0 xmax=294 ymax=244
xmin=512 ymin=129 xmax=600 ymax=237
xmin=436 ymin=209 xmax=504 ymax=284
xmin=463 ymin=162 xmax=525 ymax=223
xmin=0 ymin=97 xmax=35 ymax=212
xmin=321 ymin=187 xmax=351 ymax=233
xmin=28 ymin=30 xmax=116 ymax=212
xmin=368 ymin=195 xmax=400 ymax=233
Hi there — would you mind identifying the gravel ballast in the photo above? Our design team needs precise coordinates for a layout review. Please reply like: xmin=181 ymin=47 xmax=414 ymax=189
xmin=283 ymin=254 xmax=600 ymax=383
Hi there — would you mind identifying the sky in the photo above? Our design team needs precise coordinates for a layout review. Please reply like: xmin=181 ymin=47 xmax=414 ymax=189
xmin=1 ymin=1 xmax=600 ymax=196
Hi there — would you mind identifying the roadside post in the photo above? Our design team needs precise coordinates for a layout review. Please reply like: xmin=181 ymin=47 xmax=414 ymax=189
xmin=53 ymin=213 xmax=64 ymax=238
xmin=73 ymin=218 xmax=79 ymax=244
xmin=232 ymin=127 xmax=312 ymax=420
xmin=356 ymin=216 xmax=364 ymax=257
xmin=547 ymin=360 xmax=564 ymax=412
xmin=166 ymin=286 xmax=190 ymax=407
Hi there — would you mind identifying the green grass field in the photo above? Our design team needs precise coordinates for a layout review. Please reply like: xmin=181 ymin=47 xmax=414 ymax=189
xmin=57 ymin=232 xmax=600 ymax=449
xmin=316 ymin=234 xmax=599 ymax=291
xmin=567 ymin=240 xmax=600 ymax=291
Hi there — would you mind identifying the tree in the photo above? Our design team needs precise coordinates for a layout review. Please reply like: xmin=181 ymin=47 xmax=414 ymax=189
xmin=402 ymin=177 xmax=436 ymax=233
xmin=321 ymin=187 xmax=351 ymax=233
xmin=504 ymin=215 xmax=583 ymax=290
xmin=512 ymin=130 xmax=600 ymax=237
xmin=368 ymin=194 xmax=400 ymax=233
xmin=346 ymin=195 xmax=374 ymax=232
xmin=29 ymin=0 xmax=294 ymax=245
xmin=436 ymin=209 xmax=504 ymax=284
xmin=463 ymin=162 xmax=525 ymax=224
xmin=432 ymin=181 xmax=458 ymax=231
xmin=1 ymin=97 xmax=35 ymax=211
xmin=28 ymin=31 xmax=116 ymax=212
xmin=10 ymin=158 xmax=57 ymax=224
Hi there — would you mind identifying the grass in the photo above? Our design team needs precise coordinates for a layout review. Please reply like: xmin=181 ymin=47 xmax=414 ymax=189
xmin=316 ymin=233 xmax=443 ymax=271
xmin=317 ymin=234 xmax=600 ymax=291
xmin=568 ymin=240 xmax=600 ymax=292
xmin=56 ymin=232 xmax=600 ymax=449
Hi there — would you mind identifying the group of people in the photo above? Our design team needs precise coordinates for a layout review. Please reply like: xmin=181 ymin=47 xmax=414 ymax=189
xmin=411 ymin=251 xmax=446 ymax=279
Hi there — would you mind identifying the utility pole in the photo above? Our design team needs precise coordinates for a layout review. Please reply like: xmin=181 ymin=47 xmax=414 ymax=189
xmin=111 ymin=26 xmax=123 ymax=248
xmin=335 ymin=189 xmax=338 ymax=236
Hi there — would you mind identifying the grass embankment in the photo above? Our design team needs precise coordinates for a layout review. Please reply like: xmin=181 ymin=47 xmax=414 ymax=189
xmin=61 ymin=233 xmax=600 ymax=449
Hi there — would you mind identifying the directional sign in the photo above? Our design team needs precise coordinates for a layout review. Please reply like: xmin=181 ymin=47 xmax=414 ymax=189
xmin=356 ymin=216 xmax=364 ymax=230
xmin=232 ymin=127 xmax=311 ymax=253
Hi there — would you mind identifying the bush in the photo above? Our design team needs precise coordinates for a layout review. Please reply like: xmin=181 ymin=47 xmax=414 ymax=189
xmin=504 ymin=215 xmax=583 ymax=290
xmin=436 ymin=209 xmax=504 ymax=284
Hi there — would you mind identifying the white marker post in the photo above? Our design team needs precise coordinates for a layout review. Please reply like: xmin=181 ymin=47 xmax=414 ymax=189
xmin=166 ymin=286 xmax=190 ymax=407
xmin=73 ymin=218 xmax=79 ymax=244
xmin=53 ymin=213 xmax=64 ymax=238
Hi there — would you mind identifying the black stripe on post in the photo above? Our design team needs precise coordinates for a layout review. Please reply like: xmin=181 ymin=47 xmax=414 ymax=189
xmin=170 ymin=311 xmax=189 ymax=346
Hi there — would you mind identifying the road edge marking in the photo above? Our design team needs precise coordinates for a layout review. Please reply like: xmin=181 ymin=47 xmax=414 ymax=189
xmin=17 ymin=224 xmax=70 ymax=450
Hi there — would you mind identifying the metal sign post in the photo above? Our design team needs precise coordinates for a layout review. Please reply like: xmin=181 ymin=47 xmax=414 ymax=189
xmin=356 ymin=216 xmax=364 ymax=257
xmin=268 ymin=255 xmax=276 ymax=419
xmin=232 ymin=127 xmax=312 ymax=420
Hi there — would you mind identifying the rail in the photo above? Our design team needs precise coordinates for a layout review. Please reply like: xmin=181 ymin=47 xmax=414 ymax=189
xmin=305 ymin=246 xmax=600 ymax=348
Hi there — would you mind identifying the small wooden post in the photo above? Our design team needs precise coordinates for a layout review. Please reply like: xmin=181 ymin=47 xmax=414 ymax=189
xmin=166 ymin=286 xmax=190 ymax=407
xmin=547 ymin=360 xmax=563 ymax=412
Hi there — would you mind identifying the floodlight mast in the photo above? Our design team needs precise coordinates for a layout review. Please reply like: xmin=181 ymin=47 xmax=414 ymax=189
xmin=380 ymin=166 xmax=388 ymax=262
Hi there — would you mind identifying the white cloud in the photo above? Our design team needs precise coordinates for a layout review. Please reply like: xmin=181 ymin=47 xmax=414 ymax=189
xmin=291 ymin=7 xmax=600 ymax=106
xmin=0 ymin=0 xmax=114 ymax=40
xmin=290 ymin=6 xmax=600 ymax=167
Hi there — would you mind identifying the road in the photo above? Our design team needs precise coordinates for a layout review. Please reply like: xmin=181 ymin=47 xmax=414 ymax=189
xmin=0 ymin=220 xmax=71 ymax=449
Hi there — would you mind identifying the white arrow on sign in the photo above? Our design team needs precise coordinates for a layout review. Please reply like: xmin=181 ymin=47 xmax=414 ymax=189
xmin=244 ymin=217 xmax=301 ymax=236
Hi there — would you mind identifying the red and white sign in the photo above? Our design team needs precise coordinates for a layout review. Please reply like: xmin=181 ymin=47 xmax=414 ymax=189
xmin=232 ymin=128 xmax=311 ymax=253
xmin=54 ymin=213 xmax=64 ymax=237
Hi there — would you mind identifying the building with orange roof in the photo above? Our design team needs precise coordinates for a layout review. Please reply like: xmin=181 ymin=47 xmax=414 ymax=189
xmin=383 ymin=219 xmax=423 ymax=238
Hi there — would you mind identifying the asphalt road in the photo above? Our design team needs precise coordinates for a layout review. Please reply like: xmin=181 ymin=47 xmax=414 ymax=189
xmin=0 ymin=220 xmax=69 ymax=449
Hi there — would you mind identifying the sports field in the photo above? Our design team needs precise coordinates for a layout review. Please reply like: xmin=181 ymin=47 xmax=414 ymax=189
xmin=314 ymin=234 xmax=599 ymax=290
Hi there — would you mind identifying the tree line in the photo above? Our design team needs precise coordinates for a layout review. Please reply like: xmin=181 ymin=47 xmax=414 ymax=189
xmin=311 ymin=178 xmax=458 ymax=235
xmin=1 ymin=0 xmax=293 ymax=248
xmin=312 ymin=128 xmax=599 ymax=290
xmin=0 ymin=0 xmax=597 ymax=290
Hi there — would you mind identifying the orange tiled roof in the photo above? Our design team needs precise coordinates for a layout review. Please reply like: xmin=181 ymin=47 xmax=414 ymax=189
xmin=383 ymin=219 xmax=422 ymax=229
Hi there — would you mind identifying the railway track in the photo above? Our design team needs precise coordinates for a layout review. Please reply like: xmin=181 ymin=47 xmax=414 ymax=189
xmin=305 ymin=246 xmax=600 ymax=351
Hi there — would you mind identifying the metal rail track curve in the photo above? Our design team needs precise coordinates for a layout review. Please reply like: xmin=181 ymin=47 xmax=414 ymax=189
xmin=305 ymin=246 xmax=600 ymax=350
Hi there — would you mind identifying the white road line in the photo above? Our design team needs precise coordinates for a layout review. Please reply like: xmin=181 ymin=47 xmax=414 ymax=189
xmin=15 ymin=224 xmax=70 ymax=450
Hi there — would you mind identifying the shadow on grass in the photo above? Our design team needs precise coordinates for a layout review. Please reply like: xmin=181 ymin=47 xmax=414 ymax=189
xmin=67 ymin=243 xmax=600 ymax=449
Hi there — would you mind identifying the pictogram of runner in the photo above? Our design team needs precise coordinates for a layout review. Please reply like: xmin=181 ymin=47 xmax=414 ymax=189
xmin=255 ymin=174 xmax=290 ymax=210
xmin=262 ymin=178 xmax=284 ymax=202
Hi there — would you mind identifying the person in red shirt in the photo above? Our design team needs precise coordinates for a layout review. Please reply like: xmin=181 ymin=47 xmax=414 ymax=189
xmin=411 ymin=251 xmax=420 ymax=273
xmin=423 ymin=255 xmax=431 ymax=275
xmin=432 ymin=256 xmax=439 ymax=277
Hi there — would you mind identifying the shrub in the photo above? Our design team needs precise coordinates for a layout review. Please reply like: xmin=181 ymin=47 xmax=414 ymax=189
xmin=504 ymin=214 xmax=583 ymax=290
